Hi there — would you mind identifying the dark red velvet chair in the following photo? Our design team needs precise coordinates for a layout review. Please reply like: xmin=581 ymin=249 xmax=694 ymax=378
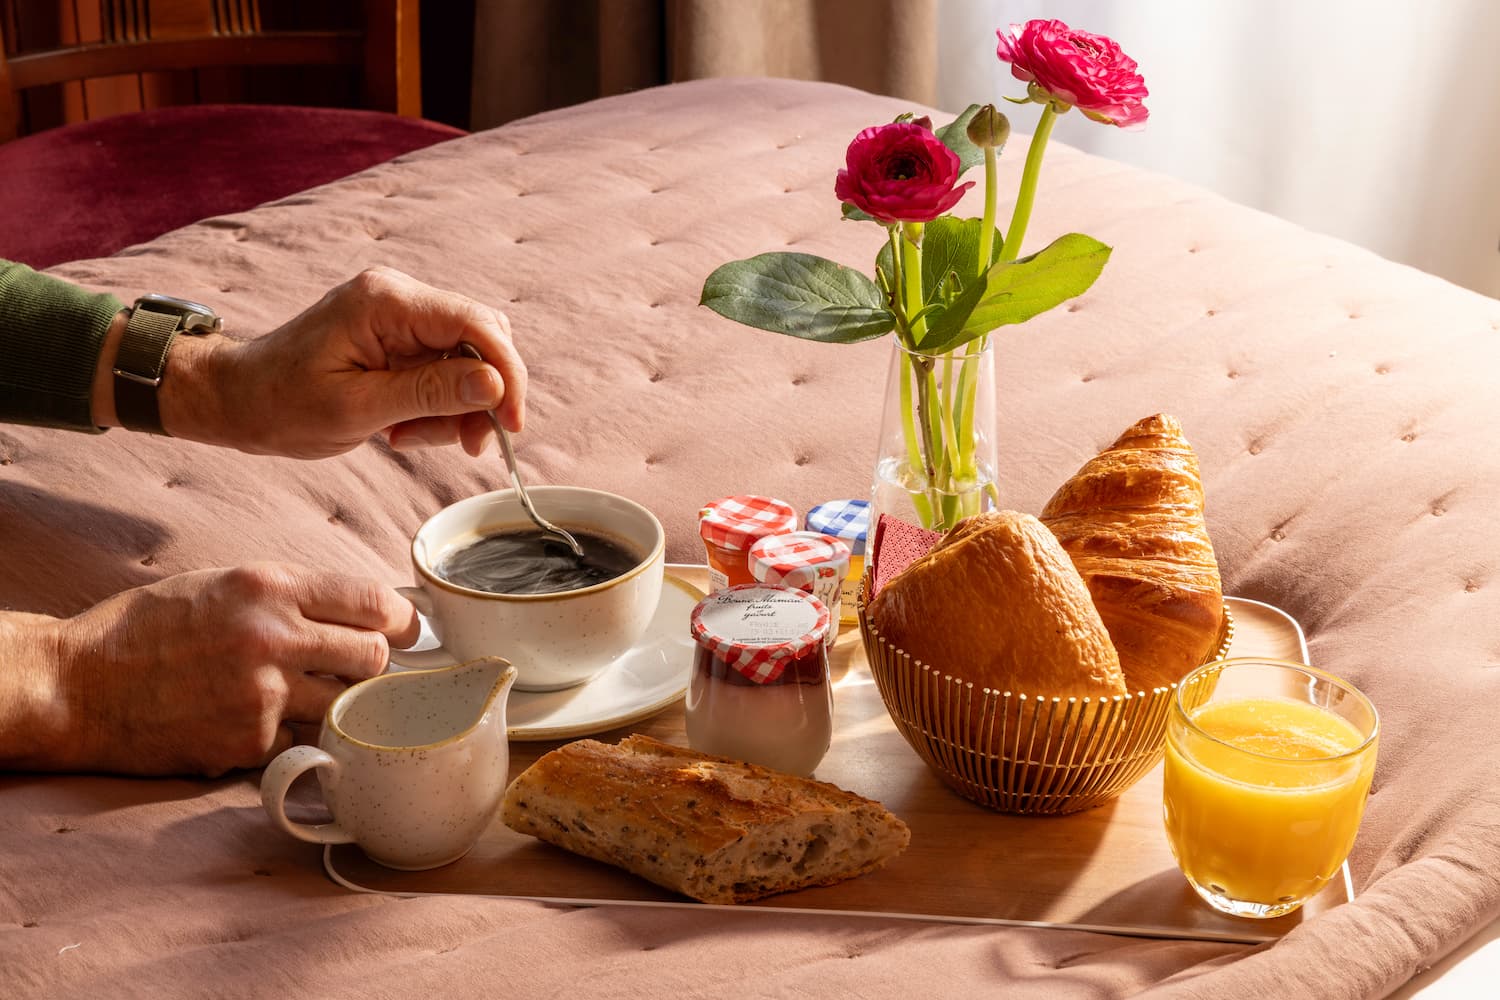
xmin=0 ymin=0 xmax=464 ymax=269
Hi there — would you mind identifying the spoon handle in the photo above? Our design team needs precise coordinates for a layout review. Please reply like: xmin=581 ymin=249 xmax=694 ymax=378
xmin=458 ymin=344 xmax=585 ymax=558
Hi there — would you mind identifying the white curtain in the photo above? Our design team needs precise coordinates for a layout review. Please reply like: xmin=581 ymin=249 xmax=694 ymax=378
xmin=937 ymin=0 xmax=1500 ymax=299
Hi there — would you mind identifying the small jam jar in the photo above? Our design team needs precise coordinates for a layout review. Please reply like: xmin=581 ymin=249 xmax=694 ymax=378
xmin=685 ymin=584 xmax=833 ymax=776
xmin=698 ymin=495 xmax=798 ymax=593
xmin=804 ymin=500 xmax=870 ymax=626
xmin=748 ymin=531 xmax=851 ymax=646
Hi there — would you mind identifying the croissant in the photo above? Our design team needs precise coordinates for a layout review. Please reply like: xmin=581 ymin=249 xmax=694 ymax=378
xmin=868 ymin=510 xmax=1126 ymax=699
xmin=1040 ymin=414 xmax=1224 ymax=692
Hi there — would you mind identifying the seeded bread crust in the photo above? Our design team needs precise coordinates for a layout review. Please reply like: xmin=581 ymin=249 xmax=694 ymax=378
xmin=501 ymin=734 xmax=911 ymax=904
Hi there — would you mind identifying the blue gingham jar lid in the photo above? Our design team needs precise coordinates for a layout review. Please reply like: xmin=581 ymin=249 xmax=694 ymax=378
xmin=804 ymin=499 xmax=870 ymax=555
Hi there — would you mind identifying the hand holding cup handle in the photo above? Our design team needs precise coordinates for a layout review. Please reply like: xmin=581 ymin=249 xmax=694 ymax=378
xmin=386 ymin=586 xmax=458 ymax=669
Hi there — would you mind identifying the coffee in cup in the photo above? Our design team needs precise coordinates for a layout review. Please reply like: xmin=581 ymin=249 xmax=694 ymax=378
xmin=389 ymin=487 xmax=666 ymax=691
xmin=435 ymin=528 xmax=641 ymax=596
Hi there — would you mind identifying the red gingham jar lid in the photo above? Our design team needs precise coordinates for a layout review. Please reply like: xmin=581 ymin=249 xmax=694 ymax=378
xmin=698 ymin=495 xmax=799 ymax=552
xmin=689 ymin=584 xmax=830 ymax=684
xmin=748 ymin=531 xmax=852 ymax=591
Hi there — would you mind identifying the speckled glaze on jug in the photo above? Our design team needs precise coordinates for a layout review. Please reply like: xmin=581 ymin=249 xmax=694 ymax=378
xmin=259 ymin=657 xmax=516 ymax=871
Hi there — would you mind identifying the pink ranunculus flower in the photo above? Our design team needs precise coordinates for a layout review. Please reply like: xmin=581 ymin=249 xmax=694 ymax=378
xmin=834 ymin=122 xmax=975 ymax=225
xmin=996 ymin=19 xmax=1149 ymax=129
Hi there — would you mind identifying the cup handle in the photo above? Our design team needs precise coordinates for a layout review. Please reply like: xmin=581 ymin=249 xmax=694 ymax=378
xmin=388 ymin=585 xmax=459 ymax=669
xmin=259 ymin=745 xmax=355 ymax=846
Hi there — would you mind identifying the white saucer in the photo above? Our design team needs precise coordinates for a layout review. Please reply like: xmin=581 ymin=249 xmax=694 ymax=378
xmin=508 ymin=573 xmax=701 ymax=740
xmin=394 ymin=571 xmax=702 ymax=742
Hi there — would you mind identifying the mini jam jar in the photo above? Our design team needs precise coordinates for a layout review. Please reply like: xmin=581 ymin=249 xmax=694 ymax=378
xmin=804 ymin=500 xmax=870 ymax=626
xmin=697 ymin=495 xmax=799 ymax=593
xmin=748 ymin=531 xmax=851 ymax=646
xmin=685 ymin=584 xmax=833 ymax=777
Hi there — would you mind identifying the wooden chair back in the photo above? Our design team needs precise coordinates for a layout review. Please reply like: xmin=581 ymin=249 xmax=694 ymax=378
xmin=0 ymin=0 xmax=420 ymax=141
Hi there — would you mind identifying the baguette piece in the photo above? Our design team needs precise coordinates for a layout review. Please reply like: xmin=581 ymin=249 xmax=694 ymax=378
xmin=868 ymin=510 xmax=1126 ymax=699
xmin=1040 ymin=414 xmax=1225 ymax=691
xmin=501 ymin=734 xmax=910 ymax=904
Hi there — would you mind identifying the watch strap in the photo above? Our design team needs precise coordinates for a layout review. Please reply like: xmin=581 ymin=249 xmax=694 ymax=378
xmin=114 ymin=307 xmax=182 ymax=434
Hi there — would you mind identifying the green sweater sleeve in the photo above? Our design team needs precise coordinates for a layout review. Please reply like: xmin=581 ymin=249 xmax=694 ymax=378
xmin=0 ymin=259 xmax=125 ymax=432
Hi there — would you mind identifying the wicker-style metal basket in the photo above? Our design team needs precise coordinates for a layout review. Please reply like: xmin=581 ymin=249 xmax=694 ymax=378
xmin=858 ymin=574 xmax=1234 ymax=816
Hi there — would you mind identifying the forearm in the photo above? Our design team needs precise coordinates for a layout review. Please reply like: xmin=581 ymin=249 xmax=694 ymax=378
xmin=0 ymin=260 xmax=124 ymax=431
xmin=0 ymin=611 xmax=71 ymax=770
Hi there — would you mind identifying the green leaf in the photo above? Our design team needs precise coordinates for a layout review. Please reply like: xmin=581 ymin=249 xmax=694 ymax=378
xmin=919 ymin=234 xmax=1113 ymax=354
xmin=700 ymin=252 xmax=896 ymax=344
xmin=935 ymin=104 xmax=988 ymax=174
xmin=916 ymin=217 xmax=1002 ymax=297
xmin=875 ymin=217 xmax=1003 ymax=345
xmin=841 ymin=201 xmax=880 ymax=224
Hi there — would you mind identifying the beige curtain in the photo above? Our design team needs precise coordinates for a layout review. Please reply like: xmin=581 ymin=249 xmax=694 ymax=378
xmin=471 ymin=0 xmax=937 ymax=130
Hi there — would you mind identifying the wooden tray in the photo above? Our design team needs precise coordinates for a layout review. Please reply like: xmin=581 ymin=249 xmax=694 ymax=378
xmin=326 ymin=566 xmax=1347 ymax=944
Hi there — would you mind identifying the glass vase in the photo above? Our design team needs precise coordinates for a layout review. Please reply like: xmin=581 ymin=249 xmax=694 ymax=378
xmin=871 ymin=338 xmax=998 ymax=534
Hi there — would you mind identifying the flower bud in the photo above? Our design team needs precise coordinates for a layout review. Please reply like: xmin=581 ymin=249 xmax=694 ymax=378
xmin=965 ymin=105 xmax=1010 ymax=149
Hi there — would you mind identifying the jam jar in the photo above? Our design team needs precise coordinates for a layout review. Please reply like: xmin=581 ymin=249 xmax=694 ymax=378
xmin=804 ymin=500 xmax=869 ymax=626
xmin=748 ymin=531 xmax=851 ymax=646
xmin=697 ymin=495 xmax=798 ymax=593
xmin=685 ymin=584 xmax=833 ymax=776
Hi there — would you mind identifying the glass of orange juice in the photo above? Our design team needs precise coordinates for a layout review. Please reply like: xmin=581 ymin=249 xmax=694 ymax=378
xmin=1163 ymin=657 xmax=1379 ymax=918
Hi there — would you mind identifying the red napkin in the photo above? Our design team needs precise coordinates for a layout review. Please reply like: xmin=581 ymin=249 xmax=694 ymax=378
xmin=869 ymin=514 xmax=943 ymax=598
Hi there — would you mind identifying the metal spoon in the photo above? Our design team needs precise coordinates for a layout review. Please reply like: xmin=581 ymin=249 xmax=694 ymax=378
xmin=459 ymin=343 xmax=584 ymax=558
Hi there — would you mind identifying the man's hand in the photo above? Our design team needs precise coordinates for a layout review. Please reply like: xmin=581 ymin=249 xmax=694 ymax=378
xmin=11 ymin=564 xmax=419 ymax=777
xmin=160 ymin=267 xmax=529 ymax=459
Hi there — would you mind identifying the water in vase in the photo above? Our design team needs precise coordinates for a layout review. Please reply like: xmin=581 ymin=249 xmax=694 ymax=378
xmin=871 ymin=455 xmax=997 ymax=535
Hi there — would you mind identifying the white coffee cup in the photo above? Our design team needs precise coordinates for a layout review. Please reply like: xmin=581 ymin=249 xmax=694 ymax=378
xmin=260 ymin=657 xmax=516 ymax=871
xmin=389 ymin=487 xmax=666 ymax=691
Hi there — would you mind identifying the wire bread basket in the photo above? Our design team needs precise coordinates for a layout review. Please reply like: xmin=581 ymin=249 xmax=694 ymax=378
xmin=858 ymin=572 xmax=1234 ymax=815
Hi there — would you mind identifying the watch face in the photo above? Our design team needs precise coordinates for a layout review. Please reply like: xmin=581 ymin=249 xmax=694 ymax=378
xmin=135 ymin=292 xmax=221 ymax=334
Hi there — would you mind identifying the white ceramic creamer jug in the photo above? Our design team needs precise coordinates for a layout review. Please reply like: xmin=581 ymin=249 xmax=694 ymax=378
xmin=260 ymin=656 xmax=516 ymax=870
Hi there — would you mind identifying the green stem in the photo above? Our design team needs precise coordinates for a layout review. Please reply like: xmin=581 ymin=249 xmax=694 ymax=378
xmin=901 ymin=222 xmax=926 ymax=345
xmin=978 ymin=145 xmax=997 ymax=271
xmin=938 ymin=353 xmax=959 ymax=476
xmin=888 ymin=226 xmax=933 ymax=527
xmin=955 ymin=342 xmax=977 ymax=480
xmin=999 ymin=104 xmax=1057 ymax=263
xmin=910 ymin=353 xmax=943 ymax=516
xmin=898 ymin=350 xmax=934 ymax=528
xmin=901 ymin=222 xmax=944 ymax=525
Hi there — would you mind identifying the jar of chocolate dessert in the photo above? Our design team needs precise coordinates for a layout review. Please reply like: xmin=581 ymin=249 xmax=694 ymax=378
xmin=685 ymin=584 xmax=833 ymax=776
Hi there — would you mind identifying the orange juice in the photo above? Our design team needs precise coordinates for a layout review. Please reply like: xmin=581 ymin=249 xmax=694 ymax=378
xmin=1163 ymin=696 xmax=1377 ymax=913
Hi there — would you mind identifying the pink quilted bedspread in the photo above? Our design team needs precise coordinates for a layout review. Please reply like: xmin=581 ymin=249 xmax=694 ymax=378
xmin=2 ymin=78 xmax=1498 ymax=998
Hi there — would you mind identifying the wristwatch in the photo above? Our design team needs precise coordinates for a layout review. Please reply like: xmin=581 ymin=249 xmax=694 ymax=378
xmin=113 ymin=293 xmax=222 ymax=434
